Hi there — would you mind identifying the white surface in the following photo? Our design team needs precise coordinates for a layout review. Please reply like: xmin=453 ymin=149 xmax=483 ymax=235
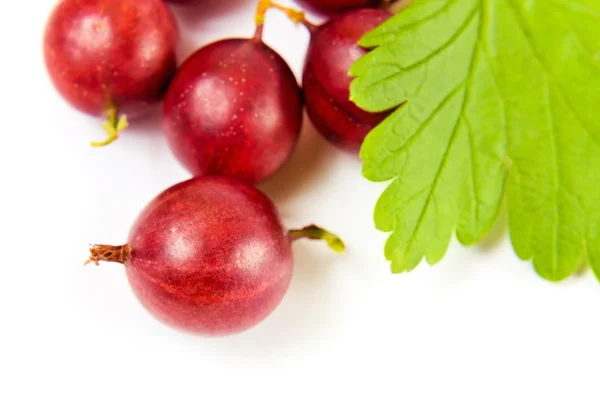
xmin=2 ymin=0 xmax=599 ymax=394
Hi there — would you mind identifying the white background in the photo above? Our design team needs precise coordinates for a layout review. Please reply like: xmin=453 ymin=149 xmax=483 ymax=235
xmin=2 ymin=0 xmax=599 ymax=394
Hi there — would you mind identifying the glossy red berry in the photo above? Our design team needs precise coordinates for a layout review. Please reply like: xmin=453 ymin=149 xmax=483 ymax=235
xmin=303 ymin=8 xmax=391 ymax=152
xmin=89 ymin=177 xmax=293 ymax=336
xmin=163 ymin=35 xmax=302 ymax=184
xmin=44 ymin=0 xmax=178 ymax=145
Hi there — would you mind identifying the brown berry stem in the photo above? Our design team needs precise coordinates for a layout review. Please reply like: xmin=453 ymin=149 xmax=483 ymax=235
xmin=254 ymin=0 xmax=317 ymax=41
xmin=289 ymin=225 xmax=345 ymax=253
xmin=85 ymin=244 xmax=131 ymax=266
xmin=91 ymin=104 xmax=128 ymax=147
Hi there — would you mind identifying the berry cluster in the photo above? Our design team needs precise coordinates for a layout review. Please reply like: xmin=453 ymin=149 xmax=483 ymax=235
xmin=43 ymin=0 xmax=393 ymax=336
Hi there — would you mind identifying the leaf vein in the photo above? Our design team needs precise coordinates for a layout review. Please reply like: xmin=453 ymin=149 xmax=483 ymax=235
xmin=359 ymin=5 xmax=479 ymax=96
xmin=506 ymin=0 xmax=600 ymax=148
xmin=387 ymin=0 xmax=457 ymax=35
xmin=371 ymin=82 xmax=466 ymax=178
xmin=403 ymin=5 xmax=484 ymax=264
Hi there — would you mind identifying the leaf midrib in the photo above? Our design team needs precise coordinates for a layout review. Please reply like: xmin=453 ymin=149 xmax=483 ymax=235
xmin=506 ymin=0 xmax=584 ymax=277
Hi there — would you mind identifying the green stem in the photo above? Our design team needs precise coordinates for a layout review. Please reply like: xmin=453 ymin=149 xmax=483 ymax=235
xmin=289 ymin=225 xmax=346 ymax=253
xmin=91 ymin=105 xmax=128 ymax=147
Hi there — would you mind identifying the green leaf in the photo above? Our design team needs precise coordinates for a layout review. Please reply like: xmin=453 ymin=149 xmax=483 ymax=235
xmin=350 ymin=0 xmax=600 ymax=281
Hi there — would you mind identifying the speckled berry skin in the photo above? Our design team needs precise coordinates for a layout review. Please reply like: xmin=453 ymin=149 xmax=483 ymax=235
xmin=163 ymin=38 xmax=303 ymax=185
xmin=301 ymin=0 xmax=382 ymax=14
xmin=43 ymin=0 xmax=178 ymax=119
xmin=125 ymin=176 xmax=293 ymax=336
xmin=303 ymin=9 xmax=391 ymax=153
